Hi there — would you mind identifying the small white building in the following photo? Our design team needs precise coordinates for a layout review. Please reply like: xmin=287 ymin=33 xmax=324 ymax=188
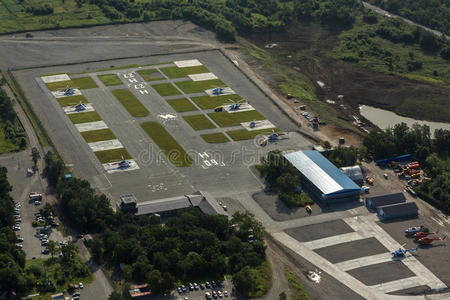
xmin=340 ymin=165 xmax=363 ymax=183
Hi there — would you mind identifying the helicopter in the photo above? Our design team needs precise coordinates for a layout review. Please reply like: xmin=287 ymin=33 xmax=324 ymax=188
xmin=117 ymin=156 xmax=131 ymax=169
xmin=249 ymin=120 xmax=261 ymax=129
xmin=392 ymin=244 xmax=418 ymax=258
xmin=63 ymin=87 xmax=76 ymax=96
xmin=416 ymin=236 xmax=446 ymax=245
xmin=212 ymin=87 xmax=225 ymax=95
xmin=228 ymin=99 xmax=246 ymax=111
xmin=74 ymin=103 xmax=87 ymax=112
xmin=414 ymin=229 xmax=439 ymax=240
xmin=259 ymin=130 xmax=286 ymax=146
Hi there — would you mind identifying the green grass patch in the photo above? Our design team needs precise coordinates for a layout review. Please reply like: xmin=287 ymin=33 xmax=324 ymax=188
xmin=160 ymin=65 xmax=210 ymax=79
xmin=112 ymin=89 xmax=149 ymax=117
xmin=98 ymin=74 xmax=122 ymax=86
xmin=80 ymin=128 xmax=116 ymax=143
xmin=68 ymin=111 xmax=102 ymax=124
xmin=167 ymin=98 xmax=198 ymax=112
xmin=46 ymin=77 xmax=97 ymax=91
xmin=200 ymin=132 xmax=229 ymax=143
xmin=226 ymin=128 xmax=280 ymax=141
xmin=141 ymin=122 xmax=192 ymax=167
xmin=285 ymin=269 xmax=310 ymax=300
xmin=176 ymin=79 xmax=226 ymax=94
xmin=56 ymin=95 xmax=88 ymax=106
xmin=152 ymin=83 xmax=181 ymax=96
xmin=0 ymin=128 xmax=21 ymax=153
xmin=191 ymin=94 xmax=243 ymax=109
xmin=183 ymin=114 xmax=216 ymax=130
xmin=137 ymin=69 xmax=164 ymax=81
xmin=208 ymin=110 xmax=265 ymax=127
xmin=246 ymin=261 xmax=272 ymax=298
xmin=94 ymin=148 xmax=132 ymax=163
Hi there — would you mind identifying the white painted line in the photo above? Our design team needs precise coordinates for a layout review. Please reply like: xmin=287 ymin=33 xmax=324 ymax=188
xmin=41 ymin=74 xmax=70 ymax=83
xmin=431 ymin=216 xmax=444 ymax=227
xmin=63 ymin=103 xmax=95 ymax=114
xmin=52 ymin=89 xmax=82 ymax=98
xmin=335 ymin=253 xmax=393 ymax=271
xmin=75 ymin=121 xmax=108 ymax=132
xmin=89 ymin=139 xmax=123 ymax=152
xmin=241 ymin=120 xmax=275 ymax=131
xmin=174 ymin=59 xmax=202 ymax=68
xmin=302 ymin=231 xmax=370 ymax=250
xmin=205 ymin=87 xmax=235 ymax=97
xmin=369 ymin=276 xmax=424 ymax=294
xmin=103 ymin=159 xmax=140 ymax=174
xmin=188 ymin=73 xmax=218 ymax=81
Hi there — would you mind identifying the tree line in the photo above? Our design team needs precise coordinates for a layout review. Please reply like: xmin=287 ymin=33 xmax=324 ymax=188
xmin=0 ymin=88 xmax=27 ymax=151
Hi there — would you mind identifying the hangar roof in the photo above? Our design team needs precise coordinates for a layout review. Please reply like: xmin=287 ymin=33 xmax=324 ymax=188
xmin=284 ymin=150 xmax=361 ymax=196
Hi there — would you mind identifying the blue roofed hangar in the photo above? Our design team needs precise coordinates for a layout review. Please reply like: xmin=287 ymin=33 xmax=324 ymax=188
xmin=283 ymin=150 xmax=361 ymax=204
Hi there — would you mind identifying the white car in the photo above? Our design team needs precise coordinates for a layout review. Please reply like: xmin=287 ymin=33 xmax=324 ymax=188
xmin=79 ymin=282 xmax=83 ymax=289
xmin=405 ymin=226 xmax=424 ymax=235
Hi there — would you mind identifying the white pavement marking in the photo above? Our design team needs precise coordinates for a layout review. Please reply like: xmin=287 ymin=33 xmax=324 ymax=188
xmin=369 ymin=276 xmax=425 ymax=294
xmin=241 ymin=120 xmax=276 ymax=131
xmin=88 ymin=140 xmax=123 ymax=152
xmin=302 ymin=231 xmax=371 ymax=250
xmin=103 ymin=159 xmax=140 ymax=174
xmin=75 ymin=121 xmax=108 ymax=132
xmin=188 ymin=73 xmax=218 ymax=81
xmin=63 ymin=103 xmax=95 ymax=114
xmin=223 ymin=103 xmax=255 ymax=113
xmin=344 ymin=216 xmax=447 ymax=290
xmin=40 ymin=74 xmax=70 ymax=83
xmin=205 ymin=87 xmax=235 ymax=96
xmin=52 ymin=89 xmax=82 ymax=98
xmin=335 ymin=252 xmax=393 ymax=271
xmin=174 ymin=59 xmax=202 ymax=67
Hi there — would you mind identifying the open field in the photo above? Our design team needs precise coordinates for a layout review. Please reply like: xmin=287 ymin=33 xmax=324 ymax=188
xmin=200 ymin=132 xmax=230 ymax=143
xmin=141 ymin=122 xmax=192 ymax=167
xmin=191 ymin=94 xmax=243 ymax=109
xmin=183 ymin=114 xmax=216 ymax=130
xmin=94 ymin=148 xmax=132 ymax=163
xmin=152 ymin=83 xmax=181 ymax=96
xmin=167 ymin=98 xmax=198 ymax=112
xmin=45 ymin=76 xmax=98 ymax=91
xmin=80 ymin=128 xmax=116 ymax=143
xmin=176 ymin=79 xmax=225 ymax=94
xmin=98 ymin=74 xmax=122 ymax=86
xmin=137 ymin=69 xmax=164 ymax=81
xmin=226 ymin=128 xmax=280 ymax=141
xmin=208 ymin=110 xmax=265 ymax=127
xmin=160 ymin=65 xmax=210 ymax=79
xmin=56 ymin=95 xmax=88 ymax=106
xmin=68 ymin=111 xmax=102 ymax=124
xmin=112 ymin=89 xmax=149 ymax=117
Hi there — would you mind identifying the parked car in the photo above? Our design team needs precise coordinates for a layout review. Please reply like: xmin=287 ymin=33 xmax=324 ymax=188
xmin=42 ymin=249 xmax=50 ymax=254
xmin=224 ymin=291 xmax=228 ymax=297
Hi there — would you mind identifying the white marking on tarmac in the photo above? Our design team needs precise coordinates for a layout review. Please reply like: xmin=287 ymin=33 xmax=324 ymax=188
xmin=89 ymin=140 xmax=123 ymax=152
xmin=103 ymin=159 xmax=140 ymax=174
xmin=223 ymin=103 xmax=255 ymax=113
xmin=188 ymin=73 xmax=218 ymax=81
xmin=431 ymin=216 xmax=444 ymax=227
xmin=205 ymin=87 xmax=235 ymax=96
xmin=75 ymin=121 xmax=108 ymax=132
xmin=369 ymin=276 xmax=425 ymax=294
xmin=335 ymin=253 xmax=393 ymax=271
xmin=52 ymin=89 xmax=82 ymax=98
xmin=158 ymin=114 xmax=177 ymax=119
xmin=302 ymin=231 xmax=370 ymax=250
xmin=63 ymin=103 xmax=95 ymax=114
xmin=241 ymin=120 xmax=276 ymax=131
xmin=41 ymin=74 xmax=70 ymax=83
xmin=174 ymin=59 xmax=202 ymax=67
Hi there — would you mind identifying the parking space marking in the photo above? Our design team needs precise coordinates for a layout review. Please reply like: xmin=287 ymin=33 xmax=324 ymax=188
xmin=302 ymin=231 xmax=371 ymax=250
xmin=335 ymin=253 xmax=393 ymax=271
xmin=368 ymin=276 xmax=424 ymax=294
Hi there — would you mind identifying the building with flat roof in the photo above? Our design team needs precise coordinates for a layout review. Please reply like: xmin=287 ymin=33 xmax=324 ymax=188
xmin=377 ymin=202 xmax=418 ymax=221
xmin=366 ymin=192 xmax=406 ymax=210
xmin=283 ymin=150 xmax=361 ymax=204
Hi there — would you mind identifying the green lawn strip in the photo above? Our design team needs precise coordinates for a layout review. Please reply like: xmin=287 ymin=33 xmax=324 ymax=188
xmin=226 ymin=128 xmax=280 ymax=141
xmin=175 ymin=79 xmax=226 ymax=94
xmin=200 ymin=132 xmax=230 ymax=143
xmin=140 ymin=122 xmax=193 ymax=167
xmin=191 ymin=94 xmax=243 ymax=109
xmin=208 ymin=110 xmax=265 ymax=127
xmin=183 ymin=114 xmax=216 ymax=130
xmin=80 ymin=128 xmax=116 ymax=143
xmin=94 ymin=148 xmax=132 ymax=164
xmin=167 ymin=98 xmax=198 ymax=112
xmin=284 ymin=270 xmax=310 ymax=300
xmin=160 ymin=65 xmax=210 ymax=79
xmin=68 ymin=111 xmax=102 ymax=124
xmin=111 ymin=89 xmax=149 ymax=117
xmin=56 ymin=95 xmax=88 ymax=106
xmin=46 ymin=77 xmax=97 ymax=91
xmin=152 ymin=83 xmax=181 ymax=96
xmin=137 ymin=69 xmax=164 ymax=81
xmin=247 ymin=261 xmax=272 ymax=298
xmin=98 ymin=74 xmax=122 ymax=86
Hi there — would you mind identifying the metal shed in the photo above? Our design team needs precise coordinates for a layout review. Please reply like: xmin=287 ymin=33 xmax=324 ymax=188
xmin=377 ymin=202 xmax=418 ymax=221
xmin=365 ymin=192 xmax=406 ymax=210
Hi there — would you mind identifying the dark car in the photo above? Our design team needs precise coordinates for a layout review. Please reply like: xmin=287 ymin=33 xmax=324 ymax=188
xmin=200 ymin=284 xmax=205 ymax=290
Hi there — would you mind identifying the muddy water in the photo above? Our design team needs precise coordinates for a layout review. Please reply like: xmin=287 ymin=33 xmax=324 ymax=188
xmin=359 ymin=105 xmax=450 ymax=135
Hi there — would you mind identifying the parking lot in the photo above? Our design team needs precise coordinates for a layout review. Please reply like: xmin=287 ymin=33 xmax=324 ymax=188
xmin=171 ymin=279 xmax=236 ymax=300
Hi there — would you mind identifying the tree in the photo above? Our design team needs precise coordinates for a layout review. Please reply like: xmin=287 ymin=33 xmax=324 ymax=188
xmin=108 ymin=291 xmax=124 ymax=300
xmin=323 ymin=141 xmax=332 ymax=150
xmin=31 ymin=147 xmax=40 ymax=166
xmin=47 ymin=241 xmax=60 ymax=259
xmin=232 ymin=266 xmax=253 ymax=296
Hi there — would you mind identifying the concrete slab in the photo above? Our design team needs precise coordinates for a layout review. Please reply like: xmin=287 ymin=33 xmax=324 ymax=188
xmin=188 ymin=72 xmax=218 ymax=81
xmin=285 ymin=219 xmax=354 ymax=242
xmin=88 ymin=139 xmax=123 ymax=152
xmin=103 ymin=159 xmax=140 ymax=174
xmin=223 ymin=103 xmax=255 ymax=113
xmin=40 ymin=74 xmax=70 ymax=83
xmin=303 ymin=231 xmax=371 ymax=250
xmin=174 ymin=59 xmax=202 ymax=67
xmin=369 ymin=276 xmax=425 ymax=294
xmin=63 ymin=103 xmax=95 ymax=114
xmin=205 ymin=87 xmax=235 ymax=96
xmin=336 ymin=253 xmax=393 ymax=271
xmin=241 ymin=120 xmax=276 ymax=131
xmin=52 ymin=88 xmax=82 ymax=98
xmin=75 ymin=121 xmax=108 ymax=132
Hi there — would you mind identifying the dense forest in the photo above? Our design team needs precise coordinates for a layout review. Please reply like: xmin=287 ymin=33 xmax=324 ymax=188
xmin=0 ymin=87 xmax=26 ymax=151
xmin=366 ymin=0 xmax=450 ymax=36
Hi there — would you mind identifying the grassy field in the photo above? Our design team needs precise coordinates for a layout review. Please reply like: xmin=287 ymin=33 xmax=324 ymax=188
xmin=183 ymin=114 xmax=216 ymax=130
xmin=200 ymin=132 xmax=229 ymax=143
xmin=112 ymin=89 xmax=149 ymax=117
xmin=0 ymin=128 xmax=20 ymax=153
xmin=191 ymin=94 xmax=243 ymax=109
xmin=46 ymin=77 xmax=98 ymax=91
xmin=160 ymin=66 xmax=210 ymax=79
xmin=94 ymin=148 xmax=132 ymax=163
xmin=152 ymin=83 xmax=181 ymax=96
xmin=141 ymin=122 xmax=192 ymax=167
xmin=80 ymin=128 xmax=116 ymax=143
xmin=208 ymin=110 xmax=265 ymax=127
xmin=226 ymin=128 xmax=280 ymax=141
xmin=247 ymin=261 xmax=272 ymax=298
xmin=167 ymin=98 xmax=198 ymax=112
xmin=68 ymin=111 xmax=102 ymax=124
xmin=137 ymin=69 xmax=164 ymax=81
xmin=98 ymin=74 xmax=122 ymax=86
xmin=176 ymin=79 xmax=226 ymax=94
xmin=56 ymin=95 xmax=88 ymax=106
